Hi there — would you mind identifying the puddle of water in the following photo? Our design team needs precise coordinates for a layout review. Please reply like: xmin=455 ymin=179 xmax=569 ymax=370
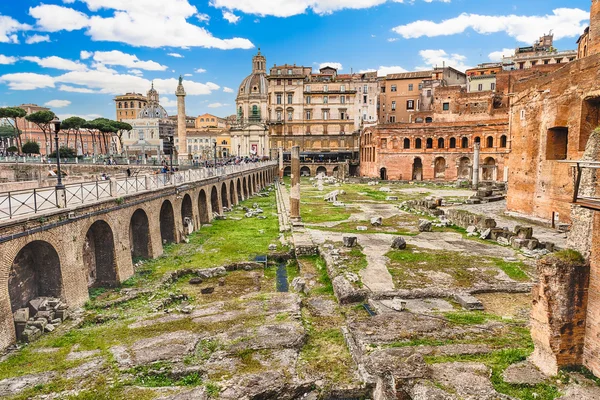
xmin=276 ymin=262 xmax=289 ymax=292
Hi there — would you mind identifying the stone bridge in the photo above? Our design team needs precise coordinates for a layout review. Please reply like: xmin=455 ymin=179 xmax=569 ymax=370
xmin=0 ymin=162 xmax=277 ymax=350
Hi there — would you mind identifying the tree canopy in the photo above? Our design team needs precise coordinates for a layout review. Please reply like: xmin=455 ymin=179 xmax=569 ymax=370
xmin=25 ymin=110 xmax=56 ymax=131
xmin=0 ymin=125 xmax=16 ymax=138
xmin=0 ymin=107 xmax=26 ymax=121
xmin=22 ymin=141 xmax=40 ymax=154
xmin=62 ymin=116 xmax=86 ymax=130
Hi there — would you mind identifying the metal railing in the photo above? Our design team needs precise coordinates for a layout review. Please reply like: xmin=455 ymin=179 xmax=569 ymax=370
xmin=0 ymin=161 xmax=276 ymax=221
xmin=572 ymin=161 xmax=600 ymax=210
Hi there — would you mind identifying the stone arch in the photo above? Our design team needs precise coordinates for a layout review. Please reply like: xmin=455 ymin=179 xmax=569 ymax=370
xmin=316 ymin=166 xmax=327 ymax=176
xmin=415 ymin=138 xmax=422 ymax=149
xmin=461 ymin=137 xmax=469 ymax=149
xmin=198 ymin=189 xmax=210 ymax=224
xmin=221 ymin=182 xmax=229 ymax=209
xmin=83 ymin=220 xmax=118 ymax=288
xmin=181 ymin=194 xmax=193 ymax=227
xmin=458 ymin=157 xmax=471 ymax=179
xmin=300 ymin=166 xmax=311 ymax=176
xmin=380 ymin=167 xmax=387 ymax=181
xmin=438 ymin=137 xmax=445 ymax=149
xmin=434 ymin=157 xmax=446 ymax=179
xmin=243 ymin=177 xmax=249 ymax=198
xmin=412 ymin=158 xmax=423 ymax=181
xmin=449 ymin=137 xmax=457 ymax=148
xmin=283 ymin=166 xmax=291 ymax=177
xmin=483 ymin=157 xmax=496 ymax=181
xmin=500 ymin=135 xmax=507 ymax=148
xmin=211 ymin=185 xmax=221 ymax=216
xmin=426 ymin=138 xmax=433 ymax=149
xmin=237 ymin=178 xmax=243 ymax=202
xmin=486 ymin=136 xmax=494 ymax=148
xmin=160 ymin=200 xmax=176 ymax=244
xmin=9 ymin=241 xmax=63 ymax=313
xmin=403 ymin=138 xmax=410 ymax=149
xmin=229 ymin=181 xmax=236 ymax=206
xmin=130 ymin=209 xmax=151 ymax=260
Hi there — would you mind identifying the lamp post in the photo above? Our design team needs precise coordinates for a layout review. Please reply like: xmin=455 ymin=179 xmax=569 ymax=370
xmin=169 ymin=135 xmax=174 ymax=173
xmin=212 ymin=138 xmax=217 ymax=170
xmin=238 ymin=143 xmax=240 ymax=157
xmin=52 ymin=117 xmax=64 ymax=189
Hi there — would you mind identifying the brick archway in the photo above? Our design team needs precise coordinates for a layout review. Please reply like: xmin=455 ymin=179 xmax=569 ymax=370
xmin=211 ymin=185 xmax=221 ymax=216
xmin=180 ymin=194 xmax=193 ymax=229
xmin=159 ymin=200 xmax=176 ymax=244
xmin=8 ymin=240 xmax=63 ymax=313
xmin=83 ymin=220 xmax=118 ymax=288
xmin=221 ymin=182 xmax=229 ymax=209
xmin=229 ymin=181 xmax=236 ymax=206
xmin=130 ymin=209 xmax=152 ymax=260
xmin=237 ymin=178 xmax=243 ymax=202
xmin=243 ymin=177 xmax=248 ymax=198
xmin=198 ymin=189 xmax=209 ymax=224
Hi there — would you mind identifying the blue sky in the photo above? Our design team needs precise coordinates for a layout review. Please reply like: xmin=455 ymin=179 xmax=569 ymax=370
xmin=0 ymin=0 xmax=591 ymax=121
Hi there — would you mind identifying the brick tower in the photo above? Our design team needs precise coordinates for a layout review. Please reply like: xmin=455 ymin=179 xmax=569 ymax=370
xmin=591 ymin=0 xmax=600 ymax=55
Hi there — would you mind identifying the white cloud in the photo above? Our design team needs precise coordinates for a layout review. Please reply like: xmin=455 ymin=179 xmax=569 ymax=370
xmin=417 ymin=49 xmax=472 ymax=72
xmin=25 ymin=34 xmax=51 ymax=44
xmin=488 ymin=48 xmax=515 ymax=62
xmin=0 ymin=15 xmax=31 ymax=43
xmin=89 ymin=50 xmax=167 ymax=71
xmin=208 ymin=102 xmax=229 ymax=108
xmin=29 ymin=4 xmax=90 ymax=32
xmin=197 ymin=13 xmax=210 ymax=23
xmin=128 ymin=69 xmax=144 ymax=76
xmin=212 ymin=0 xmax=388 ymax=17
xmin=360 ymin=65 xmax=408 ymax=76
xmin=387 ymin=38 xmax=398 ymax=42
xmin=223 ymin=11 xmax=240 ymax=24
xmin=22 ymin=56 xmax=88 ymax=71
xmin=80 ymin=51 xmax=93 ymax=60
xmin=168 ymin=52 xmax=184 ymax=58
xmin=184 ymin=73 xmax=193 ymax=77
xmin=58 ymin=85 xmax=97 ymax=93
xmin=223 ymin=87 xmax=234 ymax=93
xmin=29 ymin=1 xmax=253 ymax=50
xmin=44 ymin=99 xmax=71 ymax=108
xmin=0 ymin=73 xmax=55 ymax=90
xmin=318 ymin=62 xmax=343 ymax=71
xmin=160 ymin=96 xmax=178 ymax=108
xmin=392 ymin=8 xmax=589 ymax=43
xmin=57 ymin=113 xmax=104 ymax=121
xmin=0 ymin=55 xmax=17 ymax=65
xmin=195 ymin=68 xmax=207 ymax=73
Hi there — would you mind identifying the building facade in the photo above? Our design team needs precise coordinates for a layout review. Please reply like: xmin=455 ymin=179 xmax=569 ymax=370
xmin=501 ymin=33 xmax=577 ymax=70
xmin=195 ymin=113 xmax=227 ymax=129
xmin=114 ymin=93 xmax=148 ymax=122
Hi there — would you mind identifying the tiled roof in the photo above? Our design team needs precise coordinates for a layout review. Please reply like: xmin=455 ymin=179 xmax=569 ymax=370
xmin=386 ymin=71 xmax=433 ymax=80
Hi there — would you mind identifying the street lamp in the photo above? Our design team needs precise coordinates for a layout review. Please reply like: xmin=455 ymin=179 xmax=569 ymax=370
xmin=52 ymin=117 xmax=64 ymax=189
xmin=238 ymin=143 xmax=241 ymax=157
xmin=212 ymin=138 xmax=217 ymax=170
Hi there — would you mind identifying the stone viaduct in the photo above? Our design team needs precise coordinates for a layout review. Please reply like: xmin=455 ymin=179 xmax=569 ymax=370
xmin=0 ymin=163 xmax=277 ymax=351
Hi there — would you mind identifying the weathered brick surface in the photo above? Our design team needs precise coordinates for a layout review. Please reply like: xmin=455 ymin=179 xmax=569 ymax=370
xmin=590 ymin=0 xmax=600 ymax=56
xmin=584 ymin=212 xmax=600 ymax=376
xmin=0 ymin=166 xmax=276 ymax=351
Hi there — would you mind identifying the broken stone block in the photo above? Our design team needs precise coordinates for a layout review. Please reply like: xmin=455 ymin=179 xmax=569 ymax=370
xmin=356 ymin=226 xmax=368 ymax=231
xmin=342 ymin=236 xmax=357 ymax=247
xmin=189 ymin=277 xmax=203 ymax=285
xmin=370 ymin=216 xmax=383 ymax=226
xmin=44 ymin=324 xmax=55 ymax=333
xmin=511 ymin=237 xmax=527 ymax=249
xmin=13 ymin=308 xmax=29 ymax=323
xmin=390 ymin=237 xmax=407 ymax=250
xmin=200 ymin=287 xmax=215 ymax=295
xmin=514 ymin=225 xmax=533 ymax=239
xmin=332 ymin=201 xmax=345 ymax=207
xmin=50 ymin=318 xmax=62 ymax=325
xmin=466 ymin=226 xmax=477 ymax=234
xmin=453 ymin=293 xmax=484 ymax=310
xmin=332 ymin=276 xmax=367 ymax=304
xmin=466 ymin=198 xmax=481 ymax=205
xmin=28 ymin=298 xmax=46 ymax=316
xmin=36 ymin=310 xmax=55 ymax=322
xmin=385 ymin=196 xmax=398 ymax=201
xmin=21 ymin=327 xmax=42 ymax=343
xmin=291 ymin=277 xmax=307 ymax=294
xmin=31 ymin=319 xmax=47 ymax=331
xmin=526 ymin=238 xmax=540 ymax=250
xmin=54 ymin=309 xmax=69 ymax=321
xmin=502 ymin=361 xmax=547 ymax=385
xmin=479 ymin=228 xmax=492 ymax=240
xmin=542 ymin=242 xmax=555 ymax=252
xmin=379 ymin=187 xmax=391 ymax=192
xmin=268 ymin=244 xmax=277 ymax=251
xmin=418 ymin=219 xmax=432 ymax=232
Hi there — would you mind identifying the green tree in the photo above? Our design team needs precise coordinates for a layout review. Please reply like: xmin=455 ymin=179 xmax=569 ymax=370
xmin=0 ymin=125 xmax=16 ymax=155
xmin=7 ymin=146 xmax=18 ymax=153
xmin=0 ymin=107 xmax=26 ymax=152
xmin=112 ymin=121 xmax=132 ymax=154
xmin=62 ymin=116 xmax=86 ymax=155
xmin=22 ymin=141 xmax=40 ymax=155
xmin=51 ymin=146 xmax=76 ymax=159
xmin=25 ymin=110 xmax=56 ymax=155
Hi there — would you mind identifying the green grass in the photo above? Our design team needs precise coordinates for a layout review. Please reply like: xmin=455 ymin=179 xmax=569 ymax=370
xmin=552 ymin=249 xmax=585 ymax=265
xmin=495 ymin=260 xmax=529 ymax=281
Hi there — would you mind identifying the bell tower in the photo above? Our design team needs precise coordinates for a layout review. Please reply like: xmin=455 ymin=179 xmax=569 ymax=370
xmin=252 ymin=48 xmax=266 ymax=73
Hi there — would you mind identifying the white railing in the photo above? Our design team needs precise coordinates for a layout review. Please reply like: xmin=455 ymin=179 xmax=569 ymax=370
xmin=0 ymin=161 xmax=276 ymax=221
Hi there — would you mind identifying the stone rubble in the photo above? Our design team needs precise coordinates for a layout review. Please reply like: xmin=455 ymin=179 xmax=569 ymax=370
xmin=13 ymin=297 xmax=69 ymax=343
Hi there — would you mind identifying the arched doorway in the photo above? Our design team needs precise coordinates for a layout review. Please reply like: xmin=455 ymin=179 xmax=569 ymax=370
xmin=380 ymin=167 xmax=387 ymax=180
xmin=434 ymin=157 xmax=446 ymax=179
xmin=160 ymin=200 xmax=176 ymax=244
xmin=130 ymin=209 xmax=151 ymax=260
xmin=198 ymin=189 xmax=209 ymax=224
xmin=458 ymin=157 xmax=471 ymax=180
xmin=221 ymin=182 xmax=229 ymax=209
xmin=248 ymin=176 xmax=254 ymax=196
xmin=316 ymin=166 xmax=327 ymax=176
xmin=181 ymin=194 xmax=193 ymax=227
xmin=300 ymin=166 xmax=311 ymax=176
xmin=230 ymin=181 xmax=236 ymax=206
xmin=283 ymin=166 xmax=291 ymax=176
xmin=243 ymin=177 xmax=248 ymax=198
xmin=83 ymin=220 xmax=118 ymax=288
xmin=9 ymin=241 xmax=62 ymax=313
xmin=211 ymin=186 xmax=221 ymax=216
xmin=482 ymin=157 xmax=496 ymax=181
xmin=236 ymin=178 xmax=242 ymax=202
xmin=412 ymin=158 xmax=423 ymax=181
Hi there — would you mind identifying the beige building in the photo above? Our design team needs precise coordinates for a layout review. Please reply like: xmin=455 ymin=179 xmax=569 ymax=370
xmin=196 ymin=113 xmax=227 ymax=129
xmin=502 ymin=33 xmax=577 ymax=70
xmin=115 ymin=92 xmax=148 ymax=122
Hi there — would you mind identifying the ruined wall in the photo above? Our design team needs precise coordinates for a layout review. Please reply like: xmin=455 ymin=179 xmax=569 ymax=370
xmin=530 ymin=254 xmax=589 ymax=376
xmin=590 ymin=0 xmax=600 ymax=56
xmin=506 ymin=53 xmax=600 ymax=224
xmin=360 ymin=121 xmax=509 ymax=181
xmin=584 ymin=212 xmax=600 ymax=376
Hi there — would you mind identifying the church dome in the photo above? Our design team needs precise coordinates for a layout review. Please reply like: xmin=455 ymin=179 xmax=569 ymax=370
xmin=138 ymin=103 xmax=168 ymax=119
xmin=237 ymin=49 xmax=268 ymax=98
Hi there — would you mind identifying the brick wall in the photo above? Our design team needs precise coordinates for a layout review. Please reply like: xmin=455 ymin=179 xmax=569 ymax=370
xmin=583 ymin=211 xmax=600 ymax=376
xmin=590 ymin=0 xmax=600 ymax=56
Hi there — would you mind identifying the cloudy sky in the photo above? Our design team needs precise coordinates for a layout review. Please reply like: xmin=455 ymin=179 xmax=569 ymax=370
xmin=0 ymin=0 xmax=591 ymax=120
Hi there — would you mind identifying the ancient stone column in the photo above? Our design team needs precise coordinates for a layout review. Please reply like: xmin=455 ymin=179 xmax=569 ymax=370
xmin=278 ymin=147 xmax=284 ymax=178
xmin=176 ymin=76 xmax=188 ymax=165
xmin=290 ymin=146 xmax=301 ymax=220
xmin=472 ymin=142 xmax=480 ymax=189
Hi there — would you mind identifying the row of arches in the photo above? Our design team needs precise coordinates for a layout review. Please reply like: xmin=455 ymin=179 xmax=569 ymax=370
xmin=281 ymin=165 xmax=341 ymax=177
xmin=379 ymin=156 xmax=498 ymax=181
xmin=394 ymin=135 xmax=508 ymax=150
xmin=6 ymin=168 xmax=276 ymax=316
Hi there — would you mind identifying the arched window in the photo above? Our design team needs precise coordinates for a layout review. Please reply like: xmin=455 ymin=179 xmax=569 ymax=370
xmin=124 ymin=102 xmax=128 ymax=109
xmin=201 ymin=118 xmax=204 ymax=122
xmin=486 ymin=136 xmax=494 ymax=148
xmin=500 ymin=135 xmax=507 ymax=148
xmin=449 ymin=137 xmax=456 ymax=148
xmin=426 ymin=138 xmax=433 ymax=149
xmin=118 ymin=102 xmax=122 ymax=109
xmin=403 ymin=138 xmax=410 ymax=149
xmin=474 ymin=136 xmax=481 ymax=144
xmin=437 ymin=138 xmax=445 ymax=148
xmin=461 ymin=137 xmax=469 ymax=148
xmin=415 ymin=138 xmax=422 ymax=149
xmin=425 ymin=117 xmax=433 ymax=123
xmin=130 ymin=101 xmax=134 ymax=108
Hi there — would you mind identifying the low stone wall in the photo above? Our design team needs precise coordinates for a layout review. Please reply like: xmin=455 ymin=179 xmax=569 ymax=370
xmin=320 ymin=245 xmax=367 ymax=305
